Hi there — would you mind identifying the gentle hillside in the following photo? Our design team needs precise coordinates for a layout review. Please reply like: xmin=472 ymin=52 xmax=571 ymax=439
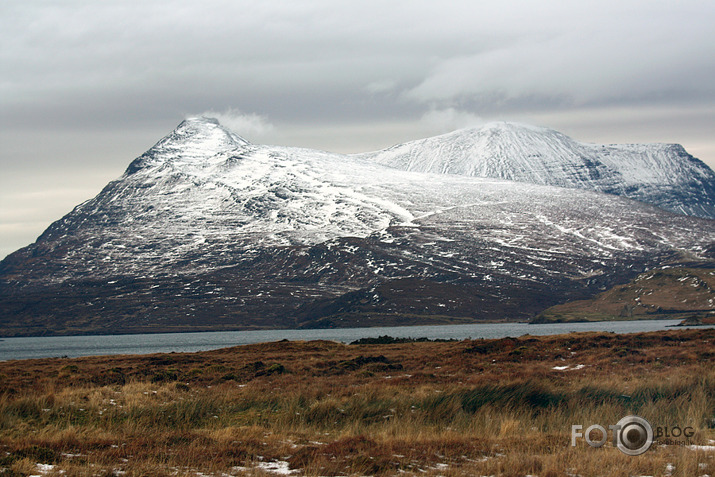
xmin=533 ymin=267 xmax=715 ymax=323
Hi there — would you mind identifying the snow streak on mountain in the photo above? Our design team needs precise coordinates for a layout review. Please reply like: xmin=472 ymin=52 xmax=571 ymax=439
xmin=1 ymin=118 xmax=713 ymax=336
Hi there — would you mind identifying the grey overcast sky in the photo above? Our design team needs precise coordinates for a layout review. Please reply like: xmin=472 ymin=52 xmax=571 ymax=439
xmin=1 ymin=0 xmax=714 ymax=258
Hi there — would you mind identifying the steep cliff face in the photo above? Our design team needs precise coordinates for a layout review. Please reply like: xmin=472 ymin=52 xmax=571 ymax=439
xmin=1 ymin=118 xmax=713 ymax=336
xmin=361 ymin=122 xmax=715 ymax=219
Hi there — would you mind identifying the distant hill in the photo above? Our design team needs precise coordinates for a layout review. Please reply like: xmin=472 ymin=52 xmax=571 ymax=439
xmin=533 ymin=267 xmax=715 ymax=323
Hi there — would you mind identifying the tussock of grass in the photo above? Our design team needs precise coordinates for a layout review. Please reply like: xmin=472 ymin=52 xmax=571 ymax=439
xmin=0 ymin=330 xmax=713 ymax=476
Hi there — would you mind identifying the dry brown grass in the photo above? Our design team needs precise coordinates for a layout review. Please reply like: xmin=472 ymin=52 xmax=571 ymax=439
xmin=0 ymin=329 xmax=714 ymax=476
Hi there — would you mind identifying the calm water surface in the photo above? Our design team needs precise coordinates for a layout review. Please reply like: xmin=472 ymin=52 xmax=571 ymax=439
xmin=0 ymin=320 xmax=711 ymax=361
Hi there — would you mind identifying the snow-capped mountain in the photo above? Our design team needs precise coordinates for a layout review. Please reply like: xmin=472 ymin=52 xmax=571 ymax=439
xmin=1 ymin=118 xmax=713 ymax=336
xmin=361 ymin=122 xmax=715 ymax=219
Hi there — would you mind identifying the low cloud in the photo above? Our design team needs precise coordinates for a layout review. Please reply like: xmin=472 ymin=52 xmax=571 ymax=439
xmin=194 ymin=109 xmax=274 ymax=141
xmin=419 ymin=108 xmax=484 ymax=134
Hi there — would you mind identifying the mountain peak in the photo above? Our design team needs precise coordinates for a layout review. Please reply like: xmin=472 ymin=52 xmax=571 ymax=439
xmin=165 ymin=116 xmax=250 ymax=150
xmin=441 ymin=121 xmax=569 ymax=142
xmin=183 ymin=116 xmax=220 ymax=126
xmin=478 ymin=121 xmax=549 ymax=132
xmin=125 ymin=117 xmax=250 ymax=174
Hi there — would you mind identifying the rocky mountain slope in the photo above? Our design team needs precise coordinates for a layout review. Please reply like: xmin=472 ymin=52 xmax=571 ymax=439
xmin=1 ymin=118 xmax=714 ymax=336
xmin=361 ymin=122 xmax=715 ymax=219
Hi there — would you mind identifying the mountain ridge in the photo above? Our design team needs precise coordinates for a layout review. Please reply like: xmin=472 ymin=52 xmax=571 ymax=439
xmin=360 ymin=121 xmax=715 ymax=219
xmin=1 ymin=118 xmax=713 ymax=336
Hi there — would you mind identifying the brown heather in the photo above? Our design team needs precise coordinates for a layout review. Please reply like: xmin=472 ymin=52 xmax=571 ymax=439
xmin=0 ymin=329 xmax=713 ymax=476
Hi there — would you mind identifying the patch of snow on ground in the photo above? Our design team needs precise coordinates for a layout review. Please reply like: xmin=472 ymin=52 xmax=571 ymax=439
xmin=689 ymin=445 xmax=715 ymax=451
xmin=255 ymin=460 xmax=296 ymax=475
xmin=29 ymin=463 xmax=60 ymax=476
xmin=552 ymin=364 xmax=586 ymax=371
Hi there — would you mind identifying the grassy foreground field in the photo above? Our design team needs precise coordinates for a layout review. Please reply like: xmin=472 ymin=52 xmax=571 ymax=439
xmin=1 ymin=330 xmax=714 ymax=477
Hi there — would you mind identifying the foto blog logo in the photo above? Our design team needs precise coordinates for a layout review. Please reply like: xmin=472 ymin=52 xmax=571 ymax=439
xmin=571 ymin=415 xmax=653 ymax=456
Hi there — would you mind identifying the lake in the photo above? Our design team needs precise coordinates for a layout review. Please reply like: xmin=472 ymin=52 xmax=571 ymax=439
xmin=0 ymin=319 xmax=711 ymax=361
